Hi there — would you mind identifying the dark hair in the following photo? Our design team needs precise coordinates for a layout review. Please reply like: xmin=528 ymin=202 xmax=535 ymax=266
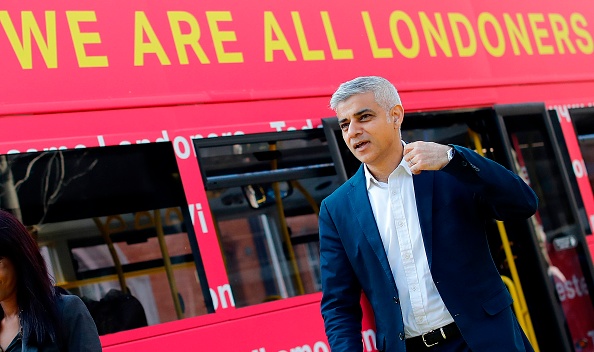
xmin=0 ymin=209 xmax=58 ymax=347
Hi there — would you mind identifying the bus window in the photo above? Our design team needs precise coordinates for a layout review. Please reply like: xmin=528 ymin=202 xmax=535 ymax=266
xmin=194 ymin=129 xmax=338 ymax=307
xmin=0 ymin=143 xmax=212 ymax=335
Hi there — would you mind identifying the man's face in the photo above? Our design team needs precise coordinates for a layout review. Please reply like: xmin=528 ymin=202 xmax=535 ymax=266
xmin=336 ymin=92 xmax=403 ymax=169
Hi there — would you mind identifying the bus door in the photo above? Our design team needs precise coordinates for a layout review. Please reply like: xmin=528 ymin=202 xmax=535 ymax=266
xmin=323 ymin=105 xmax=594 ymax=352
xmin=494 ymin=104 xmax=594 ymax=352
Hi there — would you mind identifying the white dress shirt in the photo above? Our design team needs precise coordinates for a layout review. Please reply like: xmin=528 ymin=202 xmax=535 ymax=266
xmin=364 ymin=153 xmax=454 ymax=338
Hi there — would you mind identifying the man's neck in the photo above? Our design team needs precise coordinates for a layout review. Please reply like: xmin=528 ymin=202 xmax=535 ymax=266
xmin=367 ymin=147 xmax=404 ymax=183
xmin=369 ymin=168 xmax=391 ymax=183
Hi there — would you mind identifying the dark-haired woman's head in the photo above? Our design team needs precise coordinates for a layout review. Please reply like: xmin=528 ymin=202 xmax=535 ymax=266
xmin=0 ymin=209 xmax=57 ymax=345
xmin=0 ymin=209 xmax=54 ymax=303
xmin=0 ymin=247 xmax=17 ymax=307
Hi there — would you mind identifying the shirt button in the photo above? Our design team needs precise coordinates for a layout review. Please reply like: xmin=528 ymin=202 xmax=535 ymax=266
xmin=399 ymin=332 xmax=405 ymax=340
xmin=404 ymin=253 xmax=411 ymax=259
xmin=398 ymin=221 xmax=404 ymax=227
xmin=411 ymin=286 xmax=417 ymax=291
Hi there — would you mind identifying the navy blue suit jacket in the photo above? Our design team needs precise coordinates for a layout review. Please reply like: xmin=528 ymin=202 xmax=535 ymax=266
xmin=319 ymin=145 xmax=538 ymax=352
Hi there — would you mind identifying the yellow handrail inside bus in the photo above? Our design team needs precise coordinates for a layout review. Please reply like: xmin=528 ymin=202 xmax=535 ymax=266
xmin=290 ymin=180 xmax=320 ymax=216
xmin=93 ymin=216 xmax=128 ymax=294
xmin=498 ymin=223 xmax=539 ymax=351
xmin=133 ymin=210 xmax=184 ymax=319
xmin=91 ymin=210 xmax=184 ymax=319
xmin=270 ymin=142 xmax=305 ymax=296
xmin=165 ymin=207 xmax=183 ymax=226
xmin=468 ymin=130 xmax=540 ymax=352
xmin=56 ymin=262 xmax=195 ymax=289
xmin=151 ymin=210 xmax=184 ymax=319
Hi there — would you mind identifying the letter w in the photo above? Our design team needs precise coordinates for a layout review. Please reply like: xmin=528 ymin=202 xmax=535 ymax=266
xmin=0 ymin=11 xmax=57 ymax=69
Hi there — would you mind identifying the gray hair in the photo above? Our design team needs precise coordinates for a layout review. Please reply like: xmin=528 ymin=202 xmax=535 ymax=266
xmin=330 ymin=76 xmax=402 ymax=112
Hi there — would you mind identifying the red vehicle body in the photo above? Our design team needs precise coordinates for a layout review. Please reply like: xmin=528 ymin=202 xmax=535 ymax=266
xmin=2 ymin=0 xmax=594 ymax=351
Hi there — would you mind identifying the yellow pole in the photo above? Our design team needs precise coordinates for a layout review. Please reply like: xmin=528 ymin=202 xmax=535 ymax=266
xmin=498 ymin=222 xmax=539 ymax=350
xmin=291 ymin=180 xmax=320 ymax=216
xmin=93 ymin=217 xmax=128 ymax=294
xmin=468 ymin=130 xmax=540 ymax=352
xmin=153 ymin=210 xmax=184 ymax=319
xmin=270 ymin=143 xmax=305 ymax=295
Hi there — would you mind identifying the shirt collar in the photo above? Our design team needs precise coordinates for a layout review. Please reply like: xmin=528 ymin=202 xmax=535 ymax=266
xmin=364 ymin=140 xmax=412 ymax=190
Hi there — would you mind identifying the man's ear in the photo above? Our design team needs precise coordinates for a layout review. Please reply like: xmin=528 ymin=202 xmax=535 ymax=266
xmin=391 ymin=105 xmax=404 ymax=128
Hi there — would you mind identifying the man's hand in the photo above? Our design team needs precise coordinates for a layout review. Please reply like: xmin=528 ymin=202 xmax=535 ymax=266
xmin=403 ymin=142 xmax=452 ymax=175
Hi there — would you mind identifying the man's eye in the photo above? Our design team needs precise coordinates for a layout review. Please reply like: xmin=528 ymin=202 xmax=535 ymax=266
xmin=340 ymin=124 xmax=349 ymax=131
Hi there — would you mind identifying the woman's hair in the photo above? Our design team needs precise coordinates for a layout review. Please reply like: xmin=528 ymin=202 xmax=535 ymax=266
xmin=0 ymin=209 xmax=58 ymax=347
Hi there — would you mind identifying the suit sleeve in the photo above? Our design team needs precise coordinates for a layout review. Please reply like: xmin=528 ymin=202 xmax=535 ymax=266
xmin=59 ymin=295 xmax=103 ymax=351
xmin=442 ymin=145 xmax=538 ymax=220
xmin=319 ymin=199 xmax=364 ymax=352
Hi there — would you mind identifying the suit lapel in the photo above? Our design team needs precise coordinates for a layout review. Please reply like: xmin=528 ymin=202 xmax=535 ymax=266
xmin=348 ymin=167 xmax=398 ymax=292
xmin=413 ymin=171 xmax=434 ymax=268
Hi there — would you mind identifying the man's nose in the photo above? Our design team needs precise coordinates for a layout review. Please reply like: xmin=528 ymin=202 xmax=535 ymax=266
xmin=347 ymin=121 xmax=361 ymax=137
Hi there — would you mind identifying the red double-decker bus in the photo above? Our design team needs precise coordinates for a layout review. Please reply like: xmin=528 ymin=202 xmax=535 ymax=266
xmin=2 ymin=0 xmax=594 ymax=351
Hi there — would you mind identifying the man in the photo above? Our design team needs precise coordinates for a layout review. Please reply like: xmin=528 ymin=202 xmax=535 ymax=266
xmin=319 ymin=76 xmax=538 ymax=351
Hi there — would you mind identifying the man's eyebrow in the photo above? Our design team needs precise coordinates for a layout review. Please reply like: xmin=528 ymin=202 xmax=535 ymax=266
xmin=353 ymin=108 xmax=374 ymax=117
xmin=338 ymin=108 xmax=375 ymax=124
